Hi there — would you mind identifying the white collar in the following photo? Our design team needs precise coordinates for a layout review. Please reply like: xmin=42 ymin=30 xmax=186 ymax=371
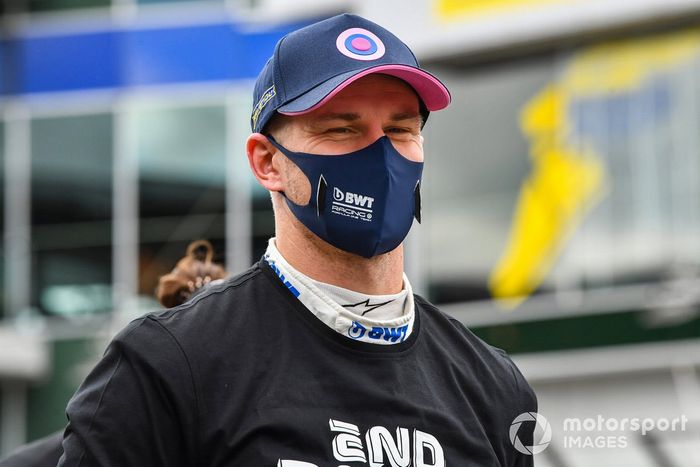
xmin=264 ymin=238 xmax=415 ymax=345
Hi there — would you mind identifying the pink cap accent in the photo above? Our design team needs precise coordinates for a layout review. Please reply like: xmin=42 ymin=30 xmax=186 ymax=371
xmin=350 ymin=37 xmax=372 ymax=51
xmin=279 ymin=64 xmax=451 ymax=116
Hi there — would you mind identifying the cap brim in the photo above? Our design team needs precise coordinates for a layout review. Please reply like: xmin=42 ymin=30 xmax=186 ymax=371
xmin=278 ymin=64 xmax=451 ymax=116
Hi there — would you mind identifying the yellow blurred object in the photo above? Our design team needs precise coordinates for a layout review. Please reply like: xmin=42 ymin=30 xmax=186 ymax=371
xmin=436 ymin=0 xmax=569 ymax=19
xmin=489 ymin=28 xmax=700 ymax=308
xmin=489 ymin=85 xmax=605 ymax=308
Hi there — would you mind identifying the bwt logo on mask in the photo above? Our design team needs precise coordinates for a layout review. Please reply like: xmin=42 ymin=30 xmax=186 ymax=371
xmin=332 ymin=187 xmax=375 ymax=222
xmin=333 ymin=187 xmax=374 ymax=208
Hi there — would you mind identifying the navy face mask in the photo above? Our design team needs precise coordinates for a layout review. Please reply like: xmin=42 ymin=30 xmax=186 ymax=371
xmin=268 ymin=136 xmax=423 ymax=258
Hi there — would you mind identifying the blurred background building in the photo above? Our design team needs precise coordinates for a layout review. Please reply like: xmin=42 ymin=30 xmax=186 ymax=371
xmin=0 ymin=0 xmax=699 ymax=465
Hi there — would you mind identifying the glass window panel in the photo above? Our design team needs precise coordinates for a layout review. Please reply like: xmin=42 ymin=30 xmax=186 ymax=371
xmin=138 ymin=0 xmax=223 ymax=4
xmin=251 ymin=174 xmax=273 ymax=261
xmin=0 ymin=122 xmax=4 ymax=319
xmin=26 ymin=337 xmax=99 ymax=442
xmin=423 ymin=58 xmax=554 ymax=303
xmin=28 ymin=0 xmax=110 ymax=12
xmin=423 ymin=27 xmax=700 ymax=309
xmin=31 ymin=114 xmax=113 ymax=316
xmin=135 ymin=104 xmax=226 ymax=307
xmin=251 ymin=194 xmax=274 ymax=261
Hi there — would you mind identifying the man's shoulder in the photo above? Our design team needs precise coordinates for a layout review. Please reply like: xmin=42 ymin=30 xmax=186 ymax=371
xmin=414 ymin=294 xmax=537 ymax=408
xmin=114 ymin=262 xmax=273 ymax=346
xmin=148 ymin=262 xmax=265 ymax=322
xmin=413 ymin=294 xmax=506 ymax=361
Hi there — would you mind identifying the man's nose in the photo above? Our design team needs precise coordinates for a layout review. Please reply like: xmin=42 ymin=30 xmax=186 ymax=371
xmin=366 ymin=125 xmax=387 ymax=144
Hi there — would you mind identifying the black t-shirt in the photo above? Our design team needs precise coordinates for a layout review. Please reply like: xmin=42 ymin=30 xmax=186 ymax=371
xmin=0 ymin=431 xmax=63 ymax=467
xmin=59 ymin=259 xmax=537 ymax=466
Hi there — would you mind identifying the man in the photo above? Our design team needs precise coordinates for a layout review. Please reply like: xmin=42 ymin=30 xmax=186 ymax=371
xmin=59 ymin=14 xmax=536 ymax=466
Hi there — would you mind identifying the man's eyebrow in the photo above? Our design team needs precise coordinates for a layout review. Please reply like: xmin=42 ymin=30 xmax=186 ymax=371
xmin=390 ymin=112 xmax=423 ymax=124
xmin=310 ymin=111 xmax=423 ymax=126
xmin=314 ymin=112 xmax=361 ymax=122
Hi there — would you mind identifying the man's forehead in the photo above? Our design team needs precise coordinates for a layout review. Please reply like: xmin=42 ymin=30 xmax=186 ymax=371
xmin=308 ymin=110 xmax=421 ymax=123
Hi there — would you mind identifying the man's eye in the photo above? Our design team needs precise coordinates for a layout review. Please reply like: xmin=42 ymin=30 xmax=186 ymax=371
xmin=386 ymin=127 xmax=411 ymax=135
xmin=327 ymin=127 xmax=352 ymax=134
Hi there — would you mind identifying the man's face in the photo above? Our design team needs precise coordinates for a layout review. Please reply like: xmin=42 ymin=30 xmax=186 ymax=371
xmin=271 ymin=74 xmax=424 ymax=204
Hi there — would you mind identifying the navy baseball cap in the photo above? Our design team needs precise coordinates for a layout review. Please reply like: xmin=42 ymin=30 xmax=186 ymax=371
xmin=251 ymin=13 xmax=451 ymax=133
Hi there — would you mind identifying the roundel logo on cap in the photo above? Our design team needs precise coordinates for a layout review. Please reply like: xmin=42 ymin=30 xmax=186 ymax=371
xmin=336 ymin=28 xmax=386 ymax=61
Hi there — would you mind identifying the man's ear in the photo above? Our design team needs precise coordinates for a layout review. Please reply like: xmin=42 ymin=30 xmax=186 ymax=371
xmin=246 ymin=133 xmax=284 ymax=192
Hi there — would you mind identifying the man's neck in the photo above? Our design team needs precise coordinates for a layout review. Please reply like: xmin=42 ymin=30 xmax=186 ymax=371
xmin=274 ymin=207 xmax=405 ymax=295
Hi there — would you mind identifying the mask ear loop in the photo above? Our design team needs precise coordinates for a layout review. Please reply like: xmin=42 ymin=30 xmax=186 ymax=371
xmin=416 ymin=99 xmax=427 ymax=221
xmin=414 ymin=180 xmax=422 ymax=223
xmin=265 ymin=134 xmax=293 ymax=204
xmin=265 ymin=134 xmax=327 ymax=217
